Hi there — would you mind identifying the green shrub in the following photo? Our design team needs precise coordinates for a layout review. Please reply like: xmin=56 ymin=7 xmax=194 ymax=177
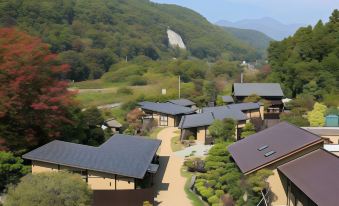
xmin=208 ymin=195 xmax=220 ymax=205
xmin=199 ymin=187 xmax=214 ymax=199
xmin=4 ymin=172 xmax=92 ymax=206
xmin=117 ymin=87 xmax=133 ymax=95
xmin=215 ymin=190 xmax=224 ymax=198
xmin=128 ymin=76 xmax=148 ymax=86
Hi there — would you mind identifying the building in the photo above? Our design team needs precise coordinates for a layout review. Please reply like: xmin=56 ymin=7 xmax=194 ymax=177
xmin=104 ymin=118 xmax=122 ymax=133
xmin=278 ymin=149 xmax=339 ymax=206
xmin=302 ymin=127 xmax=339 ymax=156
xmin=302 ymin=127 xmax=339 ymax=144
xmin=167 ymin=98 xmax=196 ymax=109
xmin=23 ymin=134 xmax=161 ymax=190
xmin=228 ymin=122 xmax=327 ymax=206
xmin=179 ymin=106 xmax=248 ymax=144
xmin=232 ymin=83 xmax=284 ymax=115
xmin=221 ymin=96 xmax=234 ymax=105
xmin=138 ymin=101 xmax=195 ymax=127
xmin=325 ymin=115 xmax=339 ymax=127
xmin=227 ymin=102 xmax=264 ymax=120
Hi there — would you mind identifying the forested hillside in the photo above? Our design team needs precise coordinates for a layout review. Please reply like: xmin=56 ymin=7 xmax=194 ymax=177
xmin=0 ymin=0 xmax=260 ymax=81
xmin=222 ymin=26 xmax=273 ymax=55
xmin=268 ymin=10 xmax=339 ymax=100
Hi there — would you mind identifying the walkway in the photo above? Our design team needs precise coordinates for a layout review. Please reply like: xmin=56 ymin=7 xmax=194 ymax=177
xmin=154 ymin=127 xmax=192 ymax=206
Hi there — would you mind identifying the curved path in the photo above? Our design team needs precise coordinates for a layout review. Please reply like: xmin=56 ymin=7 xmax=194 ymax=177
xmin=154 ymin=127 xmax=192 ymax=206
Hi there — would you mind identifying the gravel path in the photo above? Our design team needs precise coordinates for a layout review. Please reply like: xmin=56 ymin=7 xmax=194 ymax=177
xmin=154 ymin=127 xmax=192 ymax=206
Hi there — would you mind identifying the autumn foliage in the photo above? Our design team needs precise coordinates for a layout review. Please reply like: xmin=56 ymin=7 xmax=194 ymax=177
xmin=0 ymin=28 xmax=76 ymax=152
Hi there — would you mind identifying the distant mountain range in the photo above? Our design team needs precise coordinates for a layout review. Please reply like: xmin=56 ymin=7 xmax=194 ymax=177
xmin=216 ymin=17 xmax=305 ymax=40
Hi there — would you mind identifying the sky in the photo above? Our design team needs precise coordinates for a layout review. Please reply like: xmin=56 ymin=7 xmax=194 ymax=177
xmin=151 ymin=0 xmax=339 ymax=25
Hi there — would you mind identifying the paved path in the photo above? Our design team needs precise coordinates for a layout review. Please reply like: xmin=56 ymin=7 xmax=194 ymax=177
xmin=154 ymin=127 xmax=192 ymax=206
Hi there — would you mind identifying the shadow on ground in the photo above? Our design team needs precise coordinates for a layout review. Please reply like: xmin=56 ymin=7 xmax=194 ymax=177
xmin=153 ymin=156 xmax=170 ymax=205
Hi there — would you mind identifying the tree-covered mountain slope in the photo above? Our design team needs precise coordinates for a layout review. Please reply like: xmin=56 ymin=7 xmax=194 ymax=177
xmin=0 ymin=0 xmax=261 ymax=81
xmin=268 ymin=10 xmax=339 ymax=99
xmin=222 ymin=26 xmax=273 ymax=55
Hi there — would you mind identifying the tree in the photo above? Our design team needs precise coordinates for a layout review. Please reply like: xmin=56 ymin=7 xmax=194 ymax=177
xmin=126 ymin=108 xmax=144 ymax=133
xmin=280 ymin=111 xmax=309 ymax=127
xmin=208 ymin=118 xmax=236 ymax=142
xmin=268 ymin=10 xmax=339 ymax=99
xmin=82 ymin=107 xmax=105 ymax=146
xmin=4 ymin=172 xmax=92 ymax=206
xmin=241 ymin=123 xmax=256 ymax=138
xmin=243 ymin=94 xmax=261 ymax=103
xmin=307 ymin=102 xmax=327 ymax=126
xmin=0 ymin=28 xmax=77 ymax=153
xmin=0 ymin=152 xmax=29 ymax=192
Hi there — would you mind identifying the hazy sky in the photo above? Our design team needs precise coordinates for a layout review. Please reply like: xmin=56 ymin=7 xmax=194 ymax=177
xmin=151 ymin=0 xmax=339 ymax=25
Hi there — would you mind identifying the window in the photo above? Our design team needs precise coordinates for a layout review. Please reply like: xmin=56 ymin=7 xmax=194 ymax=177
xmin=264 ymin=150 xmax=276 ymax=157
xmin=258 ymin=145 xmax=269 ymax=151
xmin=160 ymin=115 xmax=168 ymax=126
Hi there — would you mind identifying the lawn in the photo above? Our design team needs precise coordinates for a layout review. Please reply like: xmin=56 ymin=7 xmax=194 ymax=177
xmin=149 ymin=127 xmax=164 ymax=139
xmin=181 ymin=167 xmax=207 ymax=206
xmin=171 ymin=134 xmax=184 ymax=152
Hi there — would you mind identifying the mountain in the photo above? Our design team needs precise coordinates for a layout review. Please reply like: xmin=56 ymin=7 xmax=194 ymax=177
xmin=216 ymin=17 xmax=305 ymax=40
xmin=222 ymin=27 xmax=273 ymax=54
xmin=0 ymin=0 xmax=261 ymax=81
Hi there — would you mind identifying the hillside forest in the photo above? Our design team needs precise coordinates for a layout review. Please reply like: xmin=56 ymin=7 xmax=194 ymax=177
xmin=0 ymin=0 xmax=265 ymax=81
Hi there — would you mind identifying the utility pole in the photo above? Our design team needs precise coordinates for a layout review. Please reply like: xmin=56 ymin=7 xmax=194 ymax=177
xmin=178 ymin=75 xmax=181 ymax=99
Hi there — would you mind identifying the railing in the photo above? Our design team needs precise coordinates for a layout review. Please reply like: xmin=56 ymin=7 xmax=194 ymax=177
xmin=257 ymin=189 xmax=270 ymax=206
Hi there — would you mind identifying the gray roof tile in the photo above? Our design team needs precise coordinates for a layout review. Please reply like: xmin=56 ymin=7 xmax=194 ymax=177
xmin=179 ymin=107 xmax=248 ymax=129
xmin=139 ymin=101 xmax=195 ymax=115
xmin=23 ymin=134 xmax=161 ymax=179
xmin=227 ymin=102 xmax=261 ymax=111
xmin=203 ymin=106 xmax=248 ymax=121
xmin=233 ymin=83 xmax=284 ymax=97
xmin=168 ymin=99 xmax=195 ymax=107
xmin=179 ymin=113 xmax=215 ymax=129
xmin=222 ymin=96 xmax=234 ymax=103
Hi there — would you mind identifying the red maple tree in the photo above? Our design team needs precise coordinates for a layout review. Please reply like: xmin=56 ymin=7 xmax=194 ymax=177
xmin=0 ymin=28 xmax=76 ymax=152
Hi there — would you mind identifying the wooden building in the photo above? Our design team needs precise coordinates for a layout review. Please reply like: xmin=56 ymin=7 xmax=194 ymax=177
xmin=23 ymin=134 xmax=161 ymax=191
xmin=138 ymin=101 xmax=195 ymax=127
xmin=228 ymin=122 xmax=339 ymax=206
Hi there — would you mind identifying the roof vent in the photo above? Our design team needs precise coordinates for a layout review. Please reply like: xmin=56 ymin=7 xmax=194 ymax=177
xmin=258 ymin=145 xmax=268 ymax=151
xmin=264 ymin=151 xmax=276 ymax=157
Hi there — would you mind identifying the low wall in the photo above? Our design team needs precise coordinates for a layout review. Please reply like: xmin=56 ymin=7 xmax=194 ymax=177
xmin=92 ymin=188 xmax=154 ymax=206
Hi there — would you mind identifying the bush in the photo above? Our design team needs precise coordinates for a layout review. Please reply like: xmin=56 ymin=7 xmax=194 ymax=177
xmin=117 ymin=87 xmax=133 ymax=95
xmin=208 ymin=195 xmax=220 ymax=205
xmin=199 ymin=187 xmax=214 ymax=200
xmin=184 ymin=158 xmax=206 ymax=173
xmin=215 ymin=190 xmax=224 ymax=198
xmin=128 ymin=76 xmax=148 ymax=86
xmin=4 ymin=172 xmax=92 ymax=206
xmin=0 ymin=152 xmax=29 ymax=192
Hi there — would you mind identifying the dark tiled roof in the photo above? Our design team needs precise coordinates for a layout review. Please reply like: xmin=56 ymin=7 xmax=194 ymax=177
xmin=228 ymin=122 xmax=322 ymax=174
xmin=227 ymin=102 xmax=260 ymax=111
xmin=221 ymin=96 xmax=234 ymax=103
xmin=179 ymin=107 xmax=248 ymax=129
xmin=178 ymin=113 xmax=215 ymax=129
xmin=302 ymin=127 xmax=339 ymax=136
xmin=202 ymin=106 xmax=248 ymax=121
xmin=139 ymin=101 xmax=195 ymax=115
xmin=278 ymin=149 xmax=339 ymax=206
xmin=168 ymin=99 xmax=196 ymax=107
xmin=23 ymin=134 xmax=161 ymax=179
xmin=233 ymin=83 xmax=284 ymax=97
